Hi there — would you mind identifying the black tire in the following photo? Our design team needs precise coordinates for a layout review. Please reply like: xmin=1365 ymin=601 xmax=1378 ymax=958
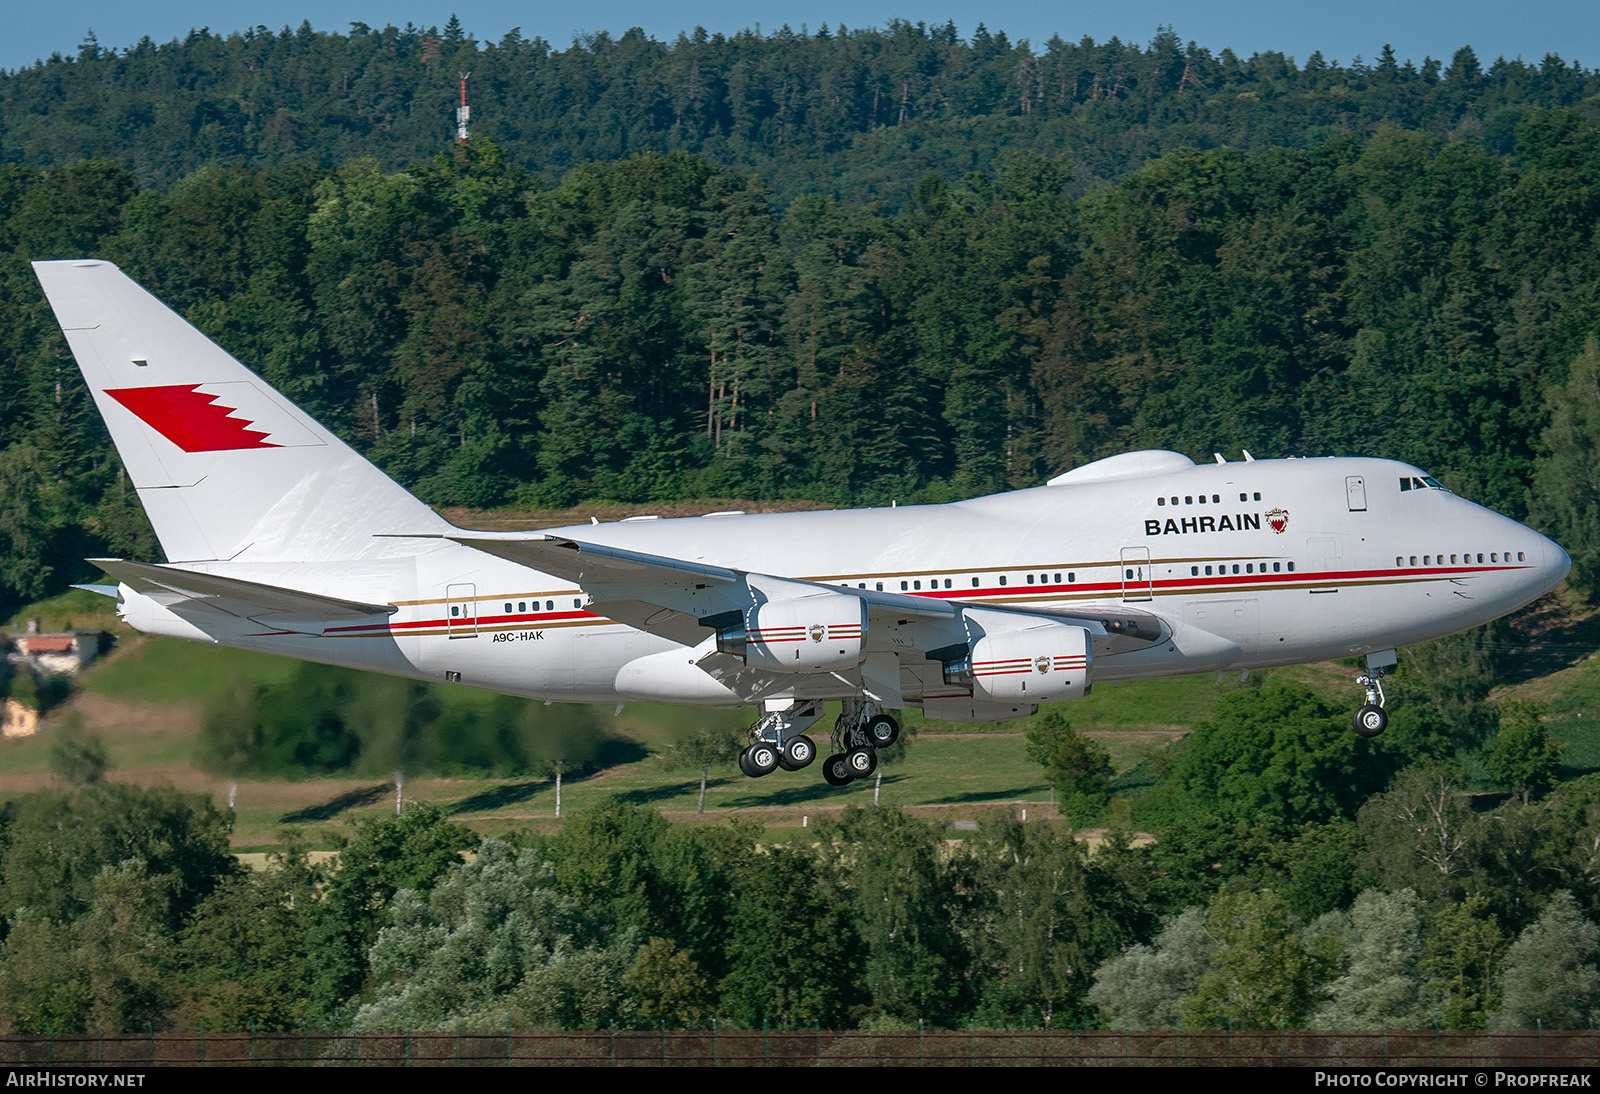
xmin=865 ymin=715 xmax=900 ymax=749
xmin=823 ymin=754 xmax=853 ymax=786
xmin=846 ymin=747 xmax=878 ymax=778
xmin=747 ymin=742 xmax=780 ymax=776
xmin=778 ymin=735 xmax=816 ymax=771
xmin=737 ymin=746 xmax=756 ymax=778
xmin=1353 ymin=704 xmax=1388 ymax=738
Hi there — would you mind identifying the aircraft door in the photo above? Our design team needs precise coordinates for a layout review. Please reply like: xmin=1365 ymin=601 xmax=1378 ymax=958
xmin=445 ymin=583 xmax=478 ymax=638
xmin=1346 ymin=476 xmax=1368 ymax=512
xmin=1120 ymin=547 xmax=1153 ymax=602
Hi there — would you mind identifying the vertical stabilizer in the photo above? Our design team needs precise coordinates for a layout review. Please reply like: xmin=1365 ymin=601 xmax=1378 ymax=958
xmin=33 ymin=260 xmax=450 ymax=563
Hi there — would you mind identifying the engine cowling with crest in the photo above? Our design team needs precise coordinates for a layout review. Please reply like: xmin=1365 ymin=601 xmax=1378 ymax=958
xmin=707 ymin=591 xmax=868 ymax=673
xmin=935 ymin=606 xmax=1091 ymax=703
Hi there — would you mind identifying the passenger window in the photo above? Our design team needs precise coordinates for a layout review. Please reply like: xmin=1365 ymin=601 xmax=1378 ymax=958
xmin=1204 ymin=565 xmax=1213 ymax=575
xmin=944 ymin=579 xmax=952 ymax=589
xmin=971 ymin=578 xmax=979 ymax=588
xmin=901 ymin=581 xmax=909 ymax=591
xmin=1027 ymin=574 xmax=1035 ymax=584
xmin=1125 ymin=569 xmax=1134 ymax=580
xmin=1158 ymin=497 xmax=1166 ymax=506
xmin=1212 ymin=494 xmax=1220 ymax=503
xmin=1171 ymin=497 xmax=1179 ymax=505
xmin=1197 ymin=495 xmax=1205 ymax=505
xmin=858 ymin=583 xmax=866 ymax=589
xmin=546 ymin=600 xmax=554 ymax=610
xmin=1450 ymin=555 xmax=1457 ymax=564
xmin=999 ymin=576 xmax=1007 ymax=586
xmin=1068 ymin=573 xmax=1076 ymax=583
xmin=1518 ymin=552 xmax=1525 ymax=562
xmin=1246 ymin=563 xmax=1253 ymax=573
xmin=1397 ymin=557 xmax=1404 ymax=567
xmin=573 ymin=599 xmax=581 ymax=609
xmin=451 ymin=606 xmax=459 ymax=617
xmin=1239 ymin=493 xmax=1248 ymax=502
xmin=914 ymin=580 xmax=921 ymax=590
xmin=1191 ymin=566 xmax=1199 ymax=576
xmin=1491 ymin=553 xmax=1498 ymax=563
xmin=1476 ymin=554 xmax=1483 ymax=564
xmin=505 ymin=603 xmax=513 ymax=613
xmin=1272 ymin=562 xmax=1281 ymax=572
xmin=1185 ymin=496 xmax=1193 ymax=505
xmin=519 ymin=602 xmax=527 ymax=612
xmin=1253 ymin=492 xmax=1261 ymax=501
xmin=1287 ymin=562 xmax=1295 ymax=571
xmin=1232 ymin=564 xmax=1240 ymax=574
xmin=1053 ymin=573 xmax=1061 ymax=583
xmin=1410 ymin=556 xmax=1418 ymax=566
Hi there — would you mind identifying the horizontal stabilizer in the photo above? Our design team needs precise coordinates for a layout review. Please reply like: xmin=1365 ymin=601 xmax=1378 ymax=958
xmin=92 ymin=559 xmax=396 ymax=626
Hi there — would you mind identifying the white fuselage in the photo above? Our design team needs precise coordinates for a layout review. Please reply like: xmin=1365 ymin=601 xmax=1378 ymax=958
xmin=125 ymin=455 xmax=1568 ymax=713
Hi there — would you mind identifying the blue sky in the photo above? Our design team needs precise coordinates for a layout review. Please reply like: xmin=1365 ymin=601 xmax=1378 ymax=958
xmin=10 ymin=2 xmax=1596 ymax=72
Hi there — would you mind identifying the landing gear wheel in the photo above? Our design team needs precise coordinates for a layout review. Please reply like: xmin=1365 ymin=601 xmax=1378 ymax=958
xmin=1353 ymin=704 xmax=1388 ymax=738
xmin=865 ymin=715 xmax=900 ymax=749
xmin=846 ymin=747 xmax=878 ymax=778
xmin=738 ymin=747 xmax=756 ymax=777
xmin=778 ymin=735 xmax=816 ymax=771
xmin=746 ymin=742 xmax=780 ymax=777
xmin=823 ymin=754 xmax=853 ymax=786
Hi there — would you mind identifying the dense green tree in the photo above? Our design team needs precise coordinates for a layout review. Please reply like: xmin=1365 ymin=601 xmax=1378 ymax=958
xmin=819 ymin=807 xmax=971 ymax=1024
xmin=1312 ymin=888 xmax=1437 ymax=1029
xmin=1087 ymin=907 xmax=1213 ymax=1030
xmin=0 ymin=783 xmax=237 ymax=933
xmin=1487 ymin=702 xmax=1565 ymax=805
xmin=1180 ymin=889 xmax=1319 ymax=1030
xmin=1530 ymin=339 xmax=1600 ymax=598
xmin=1025 ymin=709 xmax=1113 ymax=825
xmin=719 ymin=845 xmax=862 ymax=1028
xmin=303 ymin=802 xmax=477 ymax=1023
xmin=1425 ymin=894 xmax=1507 ymax=1029
xmin=1494 ymin=892 xmax=1600 ymax=1029
xmin=356 ymin=837 xmax=635 ymax=1031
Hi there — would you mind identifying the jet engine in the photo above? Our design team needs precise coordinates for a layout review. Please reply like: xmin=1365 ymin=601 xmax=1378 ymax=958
xmin=705 ymin=591 xmax=868 ymax=673
xmin=935 ymin=608 xmax=1091 ymax=703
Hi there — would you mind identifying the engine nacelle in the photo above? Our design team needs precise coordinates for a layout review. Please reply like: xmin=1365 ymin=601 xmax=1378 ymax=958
xmin=710 ymin=592 xmax=867 ymax=674
xmin=939 ymin=609 xmax=1091 ymax=703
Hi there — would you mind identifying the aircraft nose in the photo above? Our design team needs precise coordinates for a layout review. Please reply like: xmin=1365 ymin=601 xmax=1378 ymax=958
xmin=1545 ymin=536 xmax=1573 ymax=590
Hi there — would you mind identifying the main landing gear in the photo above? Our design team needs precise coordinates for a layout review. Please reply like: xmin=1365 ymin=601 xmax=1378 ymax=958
xmin=735 ymin=699 xmax=902 ymax=787
xmin=738 ymin=700 xmax=824 ymax=778
xmin=821 ymin=700 xmax=900 ymax=787
xmin=1351 ymin=649 xmax=1397 ymax=738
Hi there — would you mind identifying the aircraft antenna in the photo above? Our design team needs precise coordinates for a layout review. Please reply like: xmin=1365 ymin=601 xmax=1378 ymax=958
xmin=456 ymin=71 xmax=471 ymax=144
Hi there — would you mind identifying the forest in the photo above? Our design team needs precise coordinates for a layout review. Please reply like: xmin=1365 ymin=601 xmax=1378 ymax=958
xmin=0 ymin=19 xmax=1598 ymax=1035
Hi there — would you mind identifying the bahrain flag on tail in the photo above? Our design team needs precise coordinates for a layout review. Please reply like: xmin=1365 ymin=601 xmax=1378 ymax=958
xmin=105 ymin=382 xmax=323 ymax=452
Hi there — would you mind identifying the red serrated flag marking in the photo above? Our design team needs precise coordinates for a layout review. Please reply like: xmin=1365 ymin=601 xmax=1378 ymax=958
xmin=106 ymin=384 xmax=279 ymax=452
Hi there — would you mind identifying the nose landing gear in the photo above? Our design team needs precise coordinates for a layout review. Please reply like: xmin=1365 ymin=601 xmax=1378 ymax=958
xmin=1351 ymin=649 xmax=1396 ymax=738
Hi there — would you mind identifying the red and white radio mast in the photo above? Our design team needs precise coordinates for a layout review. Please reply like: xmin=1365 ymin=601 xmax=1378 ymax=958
xmin=455 ymin=71 xmax=471 ymax=143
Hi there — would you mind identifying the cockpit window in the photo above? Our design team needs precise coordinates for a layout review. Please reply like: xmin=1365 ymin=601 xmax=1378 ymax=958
xmin=1400 ymin=475 xmax=1450 ymax=493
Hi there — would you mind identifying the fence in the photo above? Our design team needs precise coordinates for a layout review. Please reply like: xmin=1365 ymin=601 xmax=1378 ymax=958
xmin=0 ymin=1026 xmax=1595 ymax=1066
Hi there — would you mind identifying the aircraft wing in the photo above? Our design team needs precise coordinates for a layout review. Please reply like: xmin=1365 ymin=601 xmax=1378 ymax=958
xmin=92 ymin=558 xmax=397 ymax=631
xmin=429 ymin=531 xmax=1164 ymax=655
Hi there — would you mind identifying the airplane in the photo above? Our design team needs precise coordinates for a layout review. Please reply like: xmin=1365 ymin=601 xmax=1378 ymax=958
xmin=32 ymin=260 xmax=1572 ymax=786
